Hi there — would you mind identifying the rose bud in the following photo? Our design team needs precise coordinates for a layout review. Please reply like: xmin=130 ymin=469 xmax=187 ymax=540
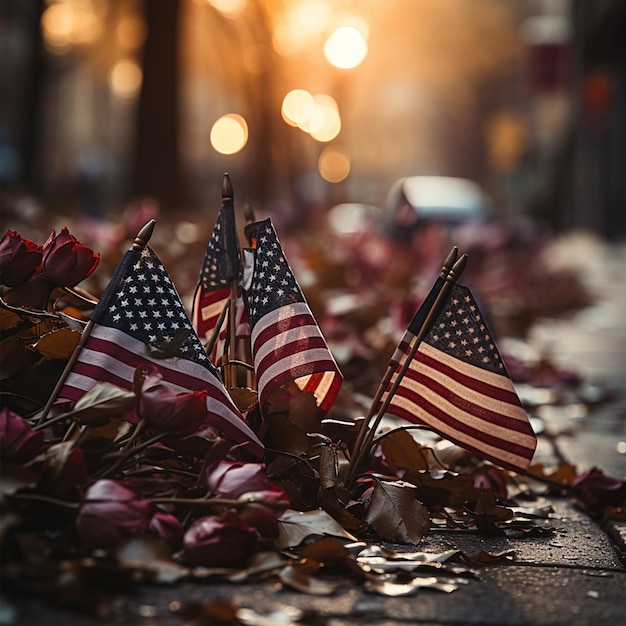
xmin=138 ymin=371 xmax=209 ymax=433
xmin=76 ymin=479 xmax=153 ymax=550
xmin=42 ymin=227 xmax=100 ymax=287
xmin=0 ymin=407 xmax=45 ymax=463
xmin=183 ymin=511 xmax=260 ymax=567
xmin=206 ymin=461 xmax=271 ymax=499
xmin=149 ymin=512 xmax=184 ymax=547
xmin=0 ymin=230 xmax=42 ymax=287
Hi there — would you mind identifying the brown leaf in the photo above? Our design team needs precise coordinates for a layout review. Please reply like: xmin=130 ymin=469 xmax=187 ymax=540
xmin=116 ymin=536 xmax=190 ymax=584
xmin=31 ymin=327 xmax=81 ymax=360
xmin=277 ymin=563 xmax=338 ymax=595
xmin=364 ymin=577 xmax=458 ymax=596
xmin=403 ymin=469 xmax=482 ymax=508
xmin=365 ymin=480 xmax=430 ymax=544
xmin=66 ymin=382 xmax=136 ymax=426
xmin=0 ymin=463 xmax=40 ymax=495
xmin=276 ymin=509 xmax=357 ymax=550
xmin=380 ymin=429 xmax=430 ymax=473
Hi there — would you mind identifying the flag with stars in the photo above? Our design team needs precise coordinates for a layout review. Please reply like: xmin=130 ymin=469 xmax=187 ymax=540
xmin=381 ymin=283 xmax=536 ymax=473
xmin=60 ymin=245 xmax=263 ymax=457
xmin=243 ymin=218 xmax=342 ymax=417
xmin=192 ymin=199 xmax=246 ymax=366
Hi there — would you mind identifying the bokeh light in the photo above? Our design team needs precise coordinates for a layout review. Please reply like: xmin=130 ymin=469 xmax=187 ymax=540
xmin=324 ymin=26 xmax=368 ymax=69
xmin=206 ymin=0 xmax=247 ymax=19
xmin=41 ymin=1 xmax=103 ymax=51
xmin=281 ymin=90 xmax=315 ymax=127
xmin=318 ymin=145 xmax=351 ymax=182
xmin=116 ymin=16 xmax=148 ymax=49
xmin=210 ymin=114 xmax=249 ymax=155
xmin=308 ymin=95 xmax=341 ymax=142
xmin=108 ymin=60 xmax=143 ymax=99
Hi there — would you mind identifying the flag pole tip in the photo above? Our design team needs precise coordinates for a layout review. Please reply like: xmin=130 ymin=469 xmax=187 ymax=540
xmin=442 ymin=246 xmax=459 ymax=272
xmin=222 ymin=173 xmax=234 ymax=203
xmin=449 ymin=253 xmax=468 ymax=280
xmin=132 ymin=219 xmax=156 ymax=251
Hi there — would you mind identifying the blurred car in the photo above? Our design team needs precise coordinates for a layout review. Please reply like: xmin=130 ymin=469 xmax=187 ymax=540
xmin=385 ymin=175 xmax=493 ymax=236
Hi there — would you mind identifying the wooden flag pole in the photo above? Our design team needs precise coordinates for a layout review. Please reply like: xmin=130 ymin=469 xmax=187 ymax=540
xmin=222 ymin=174 xmax=238 ymax=390
xmin=348 ymin=246 xmax=458 ymax=476
xmin=347 ymin=253 xmax=467 ymax=484
xmin=36 ymin=220 xmax=156 ymax=425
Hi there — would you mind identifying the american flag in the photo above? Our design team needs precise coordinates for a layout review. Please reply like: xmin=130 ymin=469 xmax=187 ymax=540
xmin=60 ymin=245 xmax=263 ymax=457
xmin=192 ymin=199 xmax=246 ymax=366
xmin=243 ymin=218 xmax=342 ymax=416
xmin=381 ymin=283 xmax=536 ymax=474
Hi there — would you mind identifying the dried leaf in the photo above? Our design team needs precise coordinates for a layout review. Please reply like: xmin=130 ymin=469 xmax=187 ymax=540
xmin=277 ymin=564 xmax=338 ymax=595
xmin=67 ymin=382 xmax=136 ymax=426
xmin=116 ymin=536 xmax=190 ymax=584
xmin=31 ymin=327 xmax=81 ymax=360
xmin=364 ymin=577 xmax=458 ymax=596
xmin=365 ymin=481 xmax=430 ymax=545
xmin=226 ymin=551 xmax=287 ymax=582
xmin=0 ymin=463 xmax=40 ymax=495
xmin=380 ymin=429 xmax=430 ymax=473
xmin=276 ymin=509 xmax=357 ymax=550
xmin=460 ymin=549 xmax=516 ymax=564
xmin=403 ymin=469 xmax=482 ymax=508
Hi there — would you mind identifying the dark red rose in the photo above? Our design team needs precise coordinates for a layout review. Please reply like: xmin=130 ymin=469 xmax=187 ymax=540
xmin=149 ymin=512 xmax=184 ymax=547
xmin=42 ymin=227 xmax=100 ymax=287
xmin=0 ymin=230 xmax=42 ymax=287
xmin=183 ymin=511 xmax=260 ymax=567
xmin=0 ymin=407 xmax=44 ymax=463
xmin=76 ymin=480 xmax=153 ymax=550
xmin=206 ymin=461 xmax=271 ymax=499
xmin=138 ymin=371 xmax=209 ymax=433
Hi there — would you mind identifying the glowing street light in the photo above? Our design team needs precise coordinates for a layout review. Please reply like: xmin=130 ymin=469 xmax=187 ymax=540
xmin=324 ymin=26 xmax=368 ymax=69
xmin=210 ymin=114 xmax=249 ymax=155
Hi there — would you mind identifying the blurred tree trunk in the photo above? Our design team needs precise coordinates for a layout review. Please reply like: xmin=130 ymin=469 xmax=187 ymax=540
xmin=131 ymin=0 xmax=185 ymax=210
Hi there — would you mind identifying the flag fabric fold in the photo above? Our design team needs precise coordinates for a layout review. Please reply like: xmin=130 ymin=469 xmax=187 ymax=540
xmin=381 ymin=283 xmax=536 ymax=473
xmin=192 ymin=199 xmax=248 ymax=367
xmin=60 ymin=245 xmax=263 ymax=458
xmin=243 ymin=218 xmax=342 ymax=417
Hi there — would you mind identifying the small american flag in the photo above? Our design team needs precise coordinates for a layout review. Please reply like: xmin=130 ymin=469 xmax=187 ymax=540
xmin=381 ymin=283 xmax=536 ymax=473
xmin=60 ymin=245 xmax=263 ymax=457
xmin=243 ymin=219 xmax=342 ymax=416
xmin=192 ymin=199 xmax=246 ymax=366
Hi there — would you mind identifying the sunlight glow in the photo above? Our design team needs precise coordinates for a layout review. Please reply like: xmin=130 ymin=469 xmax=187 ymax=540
xmin=210 ymin=114 xmax=249 ymax=155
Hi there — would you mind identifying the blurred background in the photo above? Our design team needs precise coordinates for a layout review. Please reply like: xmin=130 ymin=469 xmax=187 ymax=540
xmin=1 ymin=0 xmax=625 ymax=400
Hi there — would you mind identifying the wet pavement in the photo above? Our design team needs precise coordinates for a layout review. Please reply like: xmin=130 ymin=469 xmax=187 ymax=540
xmin=3 ymin=234 xmax=626 ymax=625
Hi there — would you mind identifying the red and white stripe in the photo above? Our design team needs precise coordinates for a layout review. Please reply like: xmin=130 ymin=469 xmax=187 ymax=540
xmin=251 ymin=301 xmax=342 ymax=414
xmin=60 ymin=324 xmax=264 ymax=458
xmin=382 ymin=341 xmax=536 ymax=473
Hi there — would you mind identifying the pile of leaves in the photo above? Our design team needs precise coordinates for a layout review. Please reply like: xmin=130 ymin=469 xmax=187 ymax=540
xmin=1 ymin=224 xmax=624 ymax=621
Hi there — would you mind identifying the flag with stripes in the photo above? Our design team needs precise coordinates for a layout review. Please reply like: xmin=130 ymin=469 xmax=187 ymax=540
xmin=381 ymin=283 xmax=536 ymax=473
xmin=243 ymin=218 xmax=342 ymax=417
xmin=191 ymin=198 xmax=246 ymax=366
xmin=60 ymin=245 xmax=263 ymax=458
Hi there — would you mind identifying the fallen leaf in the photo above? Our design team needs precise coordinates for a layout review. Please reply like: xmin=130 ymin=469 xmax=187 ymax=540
xmin=277 ymin=564 xmax=338 ymax=595
xmin=31 ymin=327 xmax=81 ymax=360
xmin=365 ymin=481 xmax=430 ymax=544
xmin=364 ymin=577 xmax=458 ymax=596
xmin=380 ymin=429 xmax=430 ymax=473
xmin=65 ymin=382 xmax=136 ymax=426
xmin=276 ymin=509 xmax=357 ymax=550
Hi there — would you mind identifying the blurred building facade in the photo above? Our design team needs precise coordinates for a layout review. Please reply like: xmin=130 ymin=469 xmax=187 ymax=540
xmin=0 ymin=0 xmax=624 ymax=239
